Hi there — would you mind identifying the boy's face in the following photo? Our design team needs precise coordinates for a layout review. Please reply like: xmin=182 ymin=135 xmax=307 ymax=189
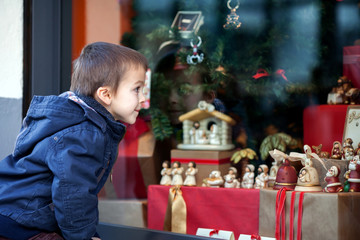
xmin=166 ymin=72 xmax=205 ymax=125
xmin=108 ymin=66 xmax=146 ymax=124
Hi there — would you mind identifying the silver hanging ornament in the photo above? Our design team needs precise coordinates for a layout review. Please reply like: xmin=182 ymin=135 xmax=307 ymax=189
xmin=223 ymin=0 xmax=242 ymax=30
xmin=187 ymin=36 xmax=204 ymax=65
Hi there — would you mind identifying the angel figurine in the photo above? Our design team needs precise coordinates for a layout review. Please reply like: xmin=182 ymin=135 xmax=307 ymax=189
xmin=160 ymin=161 xmax=172 ymax=185
xmin=184 ymin=161 xmax=198 ymax=186
xmin=171 ymin=161 xmax=184 ymax=186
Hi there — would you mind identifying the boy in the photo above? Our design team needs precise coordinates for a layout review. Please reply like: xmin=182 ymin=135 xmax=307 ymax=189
xmin=0 ymin=42 xmax=147 ymax=239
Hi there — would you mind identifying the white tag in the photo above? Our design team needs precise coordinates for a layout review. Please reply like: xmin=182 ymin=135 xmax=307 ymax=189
xmin=238 ymin=234 xmax=275 ymax=240
xmin=196 ymin=228 xmax=235 ymax=240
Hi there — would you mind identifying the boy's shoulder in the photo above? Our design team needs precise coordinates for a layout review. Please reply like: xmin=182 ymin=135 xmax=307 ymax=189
xmin=28 ymin=94 xmax=106 ymax=131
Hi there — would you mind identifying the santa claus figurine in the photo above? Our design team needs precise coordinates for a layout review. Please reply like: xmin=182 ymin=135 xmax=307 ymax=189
xmin=344 ymin=155 xmax=360 ymax=192
xmin=323 ymin=166 xmax=344 ymax=193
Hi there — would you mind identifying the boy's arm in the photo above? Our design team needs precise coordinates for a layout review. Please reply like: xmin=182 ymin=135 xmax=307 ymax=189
xmin=48 ymin=128 xmax=106 ymax=240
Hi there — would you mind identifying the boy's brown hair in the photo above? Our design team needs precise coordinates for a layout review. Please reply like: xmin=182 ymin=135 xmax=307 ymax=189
xmin=70 ymin=42 xmax=148 ymax=96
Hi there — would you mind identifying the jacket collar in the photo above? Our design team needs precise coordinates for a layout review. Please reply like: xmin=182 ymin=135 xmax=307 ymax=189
xmin=76 ymin=93 xmax=126 ymax=140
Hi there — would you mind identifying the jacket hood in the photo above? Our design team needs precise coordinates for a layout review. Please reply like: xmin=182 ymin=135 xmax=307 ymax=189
xmin=14 ymin=94 xmax=125 ymax=157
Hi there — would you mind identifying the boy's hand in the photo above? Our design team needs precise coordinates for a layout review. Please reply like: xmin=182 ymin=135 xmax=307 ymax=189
xmin=92 ymin=237 xmax=101 ymax=240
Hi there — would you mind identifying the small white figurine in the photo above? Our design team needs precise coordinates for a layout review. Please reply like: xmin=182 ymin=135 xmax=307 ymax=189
xmin=196 ymin=128 xmax=209 ymax=145
xmin=171 ymin=161 xmax=184 ymax=186
xmin=160 ymin=160 xmax=172 ymax=185
xmin=241 ymin=164 xmax=255 ymax=189
xmin=224 ymin=167 xmax=240 ymax=188
xmin=254 ymin=164 xmax=269 ymax=189
xmin=208 ymin=122 xmax=221 ymax=145
xmin=184 ymin=161 xmax=198 ymax=186
xmin=189 ymin=121 xmax=200 ymax=144
xmin=344 ymin=147 xmax=355 ymax=161
xmin=202 ymin=170 xmax=224 ymax=187
xmin=268 ymin=149 xmax=286 ymax=187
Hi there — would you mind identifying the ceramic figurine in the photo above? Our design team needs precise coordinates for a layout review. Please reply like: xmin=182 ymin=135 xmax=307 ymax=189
xmin=183 ymin=161 xmax=198 ymax=186
xmin=177 ymin=101 xmax=236 ymax=151
xmin=355 ymin=142 xmax=360 ymax=155
xmin=344 ymin=155 xmax=360 ymax=192
xmin=241 ymin=164 xmax=255 ymax=189
xmin=344 ymin=147 xmax=355 ymax=161
xmin=273 ymin=158 xmax=298 ymax=190
xmin=323 ymin=166 xmax=344 ymax=193
xmin=294 ymin=145 xmax=322 ymax=192
xmin=208 ymin=122 xmax=221 ymax=145
xmin=189 ymin=121 xmax=200 ymax=144
xmin=171 ymin=161 xmax=184 ymax=186
xmin=224 ymin=167 xmax=240 ymax=188
xmin=197 ymin=130 xmax=209 ymax=145
xmin=202 ymin=170 xmax=224 ymax=187
xmin=330 ymin=141 xmax=342 ymax=159
xmin=342 ymin=138 xmax=354 ymax=160
xmin=160 ymin=160 xmax=172 ymax=185
xmin=268 ymin=149 xmax=288 ymax=187
xmin=312 ymin=144 xmax=330 ymax=159
xmin=327 ymin=77 xmax=346 ymax=104
xmin=268 ymin=162 xmax=278 ymax=187
xmin=254 ymin=164 xmax=269 ymax=189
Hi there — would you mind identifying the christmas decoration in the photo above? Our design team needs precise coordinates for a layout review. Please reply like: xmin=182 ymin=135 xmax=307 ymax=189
xmin=223 ymin=0 xmax=241 ymax=30
xmin=291 ymin=145 xmax=323 ymax=192
xmin=230 ymin=148 xmax=258 ymax=181
xmin=183 ymin=161 xmax=198 ymax=186
xmin=223 ymin=167 xmax=240 ymax=188
xmin=186 ymin=36 xmax=204 ymax=65
xmin=259 ymin=132 xmax=300 ymax=161
xmin=323 ymin=165 xmax=344 ymax=193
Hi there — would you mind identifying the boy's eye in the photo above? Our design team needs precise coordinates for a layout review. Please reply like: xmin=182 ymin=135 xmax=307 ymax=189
xmin=178 ymin=83 xmax=193 ymax=96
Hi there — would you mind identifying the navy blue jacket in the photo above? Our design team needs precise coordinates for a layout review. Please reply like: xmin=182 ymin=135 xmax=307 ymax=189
xmin=0 ymin=92 xmax=126 ymax=239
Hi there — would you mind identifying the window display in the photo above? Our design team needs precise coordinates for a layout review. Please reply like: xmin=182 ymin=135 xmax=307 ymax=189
xmin=91 ymin=0 xmax=360 ymax=238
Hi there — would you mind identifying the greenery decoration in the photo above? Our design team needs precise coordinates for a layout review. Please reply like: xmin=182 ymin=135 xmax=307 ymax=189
xmin=231 ymin=148 xmax=258 ymax=164
xmin=259 ymin=132 xmax=300 ymax=161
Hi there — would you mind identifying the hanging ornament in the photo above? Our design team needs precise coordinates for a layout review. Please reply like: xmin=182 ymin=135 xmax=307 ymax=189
xmin=223 ymin=0 xmax=242 ymax=30
xmin=187 ymin=36 xmax=204 ymax=65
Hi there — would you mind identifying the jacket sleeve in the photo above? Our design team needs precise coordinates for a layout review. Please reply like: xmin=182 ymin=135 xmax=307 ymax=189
xmin=48 ymin=127 xmax=107 ymax=240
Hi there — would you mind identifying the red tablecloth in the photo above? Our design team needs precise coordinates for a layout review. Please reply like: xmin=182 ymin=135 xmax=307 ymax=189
xmin=303 ymin=105 xmax=348 ymax=153
xmin=147 ymin=185 xmax=259 ymax=238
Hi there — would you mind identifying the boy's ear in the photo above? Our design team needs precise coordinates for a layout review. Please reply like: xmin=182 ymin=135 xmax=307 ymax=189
xmin=95 ymin=86 xmax=112 ymax=105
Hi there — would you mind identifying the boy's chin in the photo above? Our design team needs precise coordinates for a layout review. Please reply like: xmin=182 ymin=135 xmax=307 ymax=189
xmin=124 ymin=116 xmax=137 ymax=125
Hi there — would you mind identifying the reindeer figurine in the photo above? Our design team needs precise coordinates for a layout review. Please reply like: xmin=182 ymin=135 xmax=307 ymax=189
xmin=312 ymin=144 xmax=330 ymax=159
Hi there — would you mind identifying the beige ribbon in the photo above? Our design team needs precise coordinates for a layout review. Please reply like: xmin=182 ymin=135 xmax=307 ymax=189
xmin=163 ymin=186 xmax=187 ymax=234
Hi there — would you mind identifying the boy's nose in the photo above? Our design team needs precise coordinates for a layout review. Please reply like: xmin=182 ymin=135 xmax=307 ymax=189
xmin=169 ymin=89 xmax=180 ymax=105
xmin=139 ymin=90 xmax=146 ymax=103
